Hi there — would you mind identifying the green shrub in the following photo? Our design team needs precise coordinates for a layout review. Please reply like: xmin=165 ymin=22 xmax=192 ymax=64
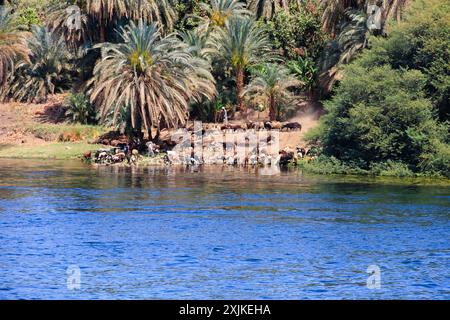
xmin=310 ymin=63 xmax=449 ymax=177
xmin=369 ymin=161 xmax=414 ymax=177
xmin=297 ymin=155 xmax=368 ymax=176
xmin=15 ymin=7 xmax=41 ymax=29
xmin=358 ymin=0 xmax=450 ymax=121
xmin=65 ymin=93 xmax=96 ymax=125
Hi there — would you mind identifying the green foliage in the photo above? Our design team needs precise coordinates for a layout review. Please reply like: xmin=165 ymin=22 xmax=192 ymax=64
xmin=356 ymin=0 xmax=450 ymax=121
xmin=265 ymin=1 xmax=325 ymax=59
xmin=65 ymin=93 xmax=96 ymax=125
xmin=286 ymin=56 xmax=317 ymax=91
xmin=15 ymin=7 xmax=41 ymax=29
xmin=298 ymin=155 xmax=368 ymax=176
xmin=309 ymin=0 xmax=450 ymax=178
xmin=0 ymin=6 xmax=28 ymax=92
xmin=311 ymin=62 xmax=449 ymax=177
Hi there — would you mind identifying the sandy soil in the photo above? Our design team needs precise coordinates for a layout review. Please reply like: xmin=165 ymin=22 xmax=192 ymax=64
xmin=217 ymin=99 xmax=324 ymax=149
xmin=0 ymin=94 xmax=67 ymax=146
xmin=280 ymin=100 xmax=324 ymax=148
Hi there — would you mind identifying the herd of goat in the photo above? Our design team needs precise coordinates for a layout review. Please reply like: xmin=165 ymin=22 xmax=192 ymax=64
xmin=87 ymin=120 xmax=307 ymax=166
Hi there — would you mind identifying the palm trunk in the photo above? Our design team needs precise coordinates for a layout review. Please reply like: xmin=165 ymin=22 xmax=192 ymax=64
xmin=99 ymin=4 xmax=106 ymax=43
xmin=99 ymin=23 xmax=105 ymax=43
xmin=236 ymin=67 xmax=245 ymax=117
xmin=269 ymin=94 xmax=276 ymax=122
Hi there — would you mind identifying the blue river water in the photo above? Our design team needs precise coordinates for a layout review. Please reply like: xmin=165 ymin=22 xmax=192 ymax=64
xmin=0 ymin=159 xmax=449 ymax=299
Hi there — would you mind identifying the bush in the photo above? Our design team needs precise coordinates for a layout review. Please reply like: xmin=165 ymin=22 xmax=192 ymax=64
xmin=369 ymin=161 xmax=414 ymax=178
xmin=65 ymin=93 xmax=96 ymax=125
xmin=310 ymin=63 xmax=449 ymax=177
xmin=358 ymin=0 xmax=450 ymax=121
xmin=298 ymin=155 xmax=368 ymax=175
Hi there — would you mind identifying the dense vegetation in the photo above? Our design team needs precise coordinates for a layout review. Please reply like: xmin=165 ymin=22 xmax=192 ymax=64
xmin=0 ymin=0 xmax=448 ymax=177
xmin=307 ymin=0 xmax=449 ymax=177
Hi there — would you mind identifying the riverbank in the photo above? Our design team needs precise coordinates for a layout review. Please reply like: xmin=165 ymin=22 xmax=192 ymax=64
xmin=0 ymin=142 xmax=105 ymax=160
xmin=0 ymin=94 xmax=107 ymax=159
xmin=0 ymin=94 xmax=322 ymax=161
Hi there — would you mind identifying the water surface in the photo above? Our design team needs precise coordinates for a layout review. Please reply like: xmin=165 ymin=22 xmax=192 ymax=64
xmin=0 ymin=159 xmax=449 ymax=299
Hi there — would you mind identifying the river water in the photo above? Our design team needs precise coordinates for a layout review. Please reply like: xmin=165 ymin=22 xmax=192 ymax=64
xmin=0 ymin=159 xmax=448 ymax=299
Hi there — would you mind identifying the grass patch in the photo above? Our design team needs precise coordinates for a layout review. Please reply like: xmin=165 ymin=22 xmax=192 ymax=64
xmin=0 ymin=142 xmax=104 ymax=160
xmin=25 ymin=124 xmax=108 ymax=142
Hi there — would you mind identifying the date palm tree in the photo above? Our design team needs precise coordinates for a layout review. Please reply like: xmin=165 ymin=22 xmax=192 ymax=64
xmin=244 ymin=63 xmax=301 ymax=121
xmin=178 ymin=29 xmax=217 ymax=60
xmin=0 ymin=6 xmax=28 ymax=91
xmin=47 ymin=2 xmax=91 ymax=49
xmin=87 ymin=0 xmax=176 ymax=41
xmin=320 ymin=0 xmax=409 ymax=35
xmin=89 ymin=21 xmax=216 ymax=140
xmin=247 ymin=0 xmax=302 ymax=20
xmin=213 ymin=16 xmax=275 ymax=116
xmin=317 ymin=0 xmax=410 ymax=93
xmin=7 ymin=26 xmax=72 ymax=103
xmin=195 ymin=0 xmax=250 ymax=32
xmin=48 ymin=0 xmax=175 ymax=45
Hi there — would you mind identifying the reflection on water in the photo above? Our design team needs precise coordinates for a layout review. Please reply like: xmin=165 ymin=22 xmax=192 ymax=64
xmin=0 ymin=159 xmax=449 ymax=299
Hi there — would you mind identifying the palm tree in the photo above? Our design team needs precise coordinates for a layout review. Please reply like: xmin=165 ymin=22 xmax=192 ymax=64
xmin=247 ymin=0 xmax=302 ymax=19
xmin=317 ymin=0 xmax=410 ymax=93
xmin=86 ymin=0 xmax=128 ymax=42
xmin=213 ymin=16 xmax=275 ymax=116
xmin=126 ymin=0 xmax=176 ymax=30
xmin=320 ymin=0 xmax=409 ymax=35
xmin=47 ymin=2 xmax=91 ymax=49
xmin=196 ymin=0 xmax=250 ymax=32
xmin=7 ymin=26 xmax=72 ymax=103
xmin=0 ymin=6 xmax=28 ymax=91
xmin=89 ymin=21 xmax=215 ymax=141
xmin=178 ymin=29 xmax=216 ymax=59
xmin=48 ymin=0 xmax=176 ymax=45
xmin=244 ymin=63 xmax=300 ymax=121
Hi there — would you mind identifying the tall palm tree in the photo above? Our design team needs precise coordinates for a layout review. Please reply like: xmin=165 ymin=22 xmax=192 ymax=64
xmin=48 ymin=0 xmax=176 ymax=45
xmin=244 ymin=63 xmax=301 ymax=121
xmin=89 ymin=21 xmax=216 ymax=140
xmin=0 ymin=6 xmax=28 ymax=90
xmin=196 ymin=0 xmax=250 ymax=32
xmin=178 ymin=29 xmax=216 ymax=60
xmin=126 ymin=0 xmax=176 ymax=30
xmin=47 ymin=2 xmax=91 ymax=49
xmin=317 ymin=0 xmax=410 ymax=93
xmin=247 ymin=0 xmax=302 ymax=20
xmin=320 ymin=0 xmax=364 ymax=35
xmin=320 ymin=0 xmax=409 ymax=35
xmin=214 ymin=16 xmax=275 ymax=116
xmin=86 ymin=0 xmax=128 ymax=42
